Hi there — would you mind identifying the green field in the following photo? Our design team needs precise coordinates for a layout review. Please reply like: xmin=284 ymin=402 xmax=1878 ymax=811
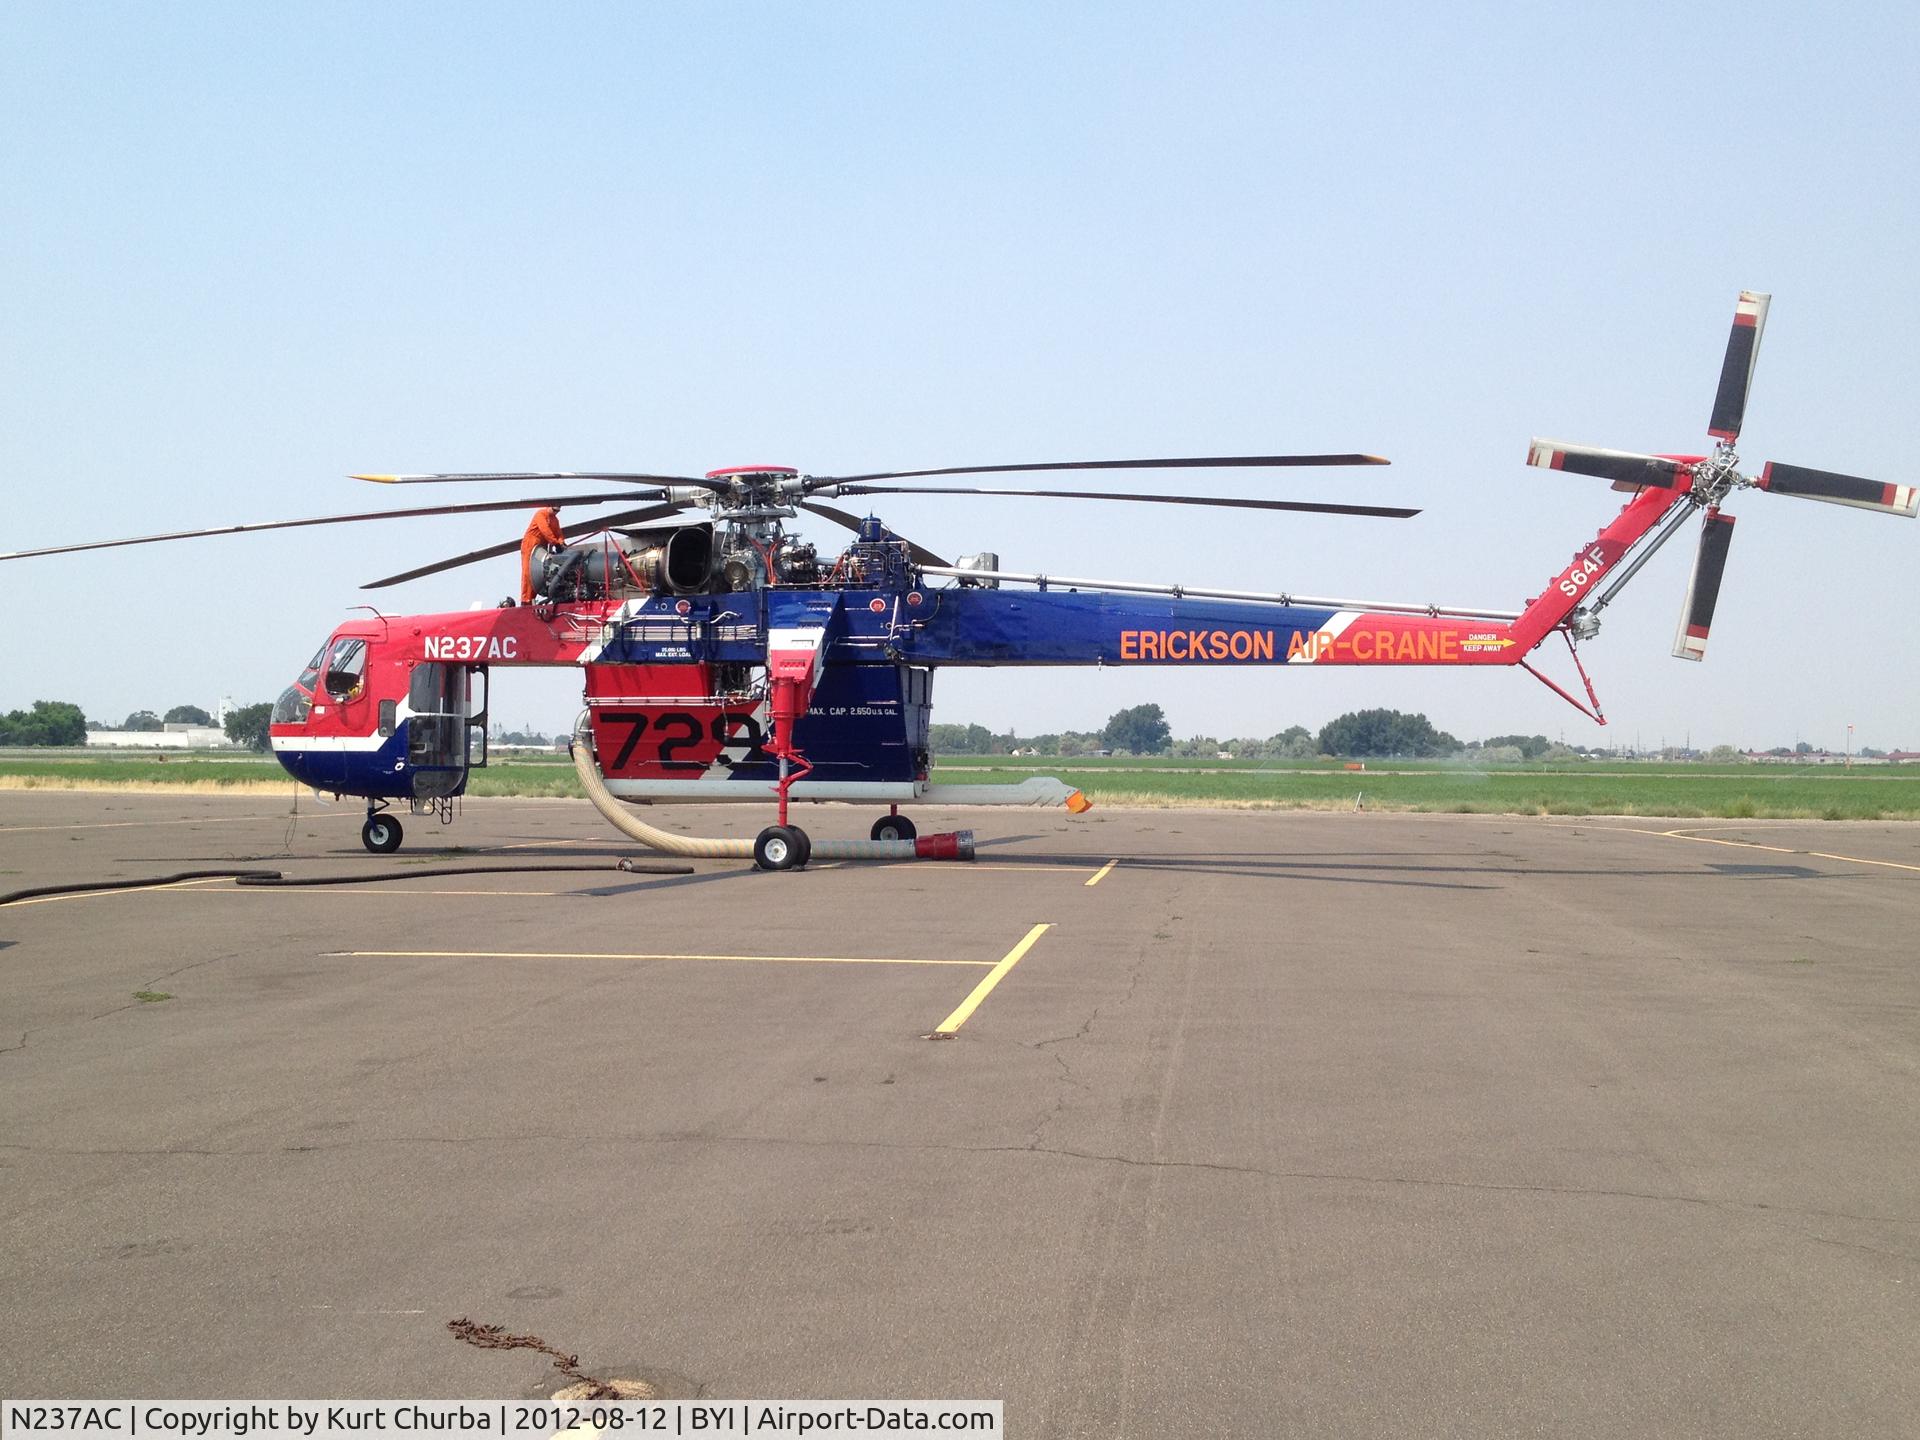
xmin=932 ymin=757 xmax=1920 ymax=819
xmin=2 ymin=750 xmax=1915 ymax=819
xmin=0 ymin=750 xmax=584 ymax=799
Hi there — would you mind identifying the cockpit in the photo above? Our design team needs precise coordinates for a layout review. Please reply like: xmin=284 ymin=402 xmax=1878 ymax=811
xmin=272 ymin=634 xmax=371 ymax=727
xmin=270 ymin=628 xmax=487 ymax=808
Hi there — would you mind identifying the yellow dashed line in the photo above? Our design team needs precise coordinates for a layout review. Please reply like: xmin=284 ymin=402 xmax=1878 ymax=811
xmin=0 ymin=812 xmax=354 ymax=835
xmin=295 ymin=888 xmax=574 ymax=897
xmin=1085 ymin=859 xmax=1119 ymax=887
xmin=327 ymin=948 xmax=995 ymax=967
xmin=1605 ymin=824 xmax=1920 ymax=874
xmin=1805 ymin=850 xmax=1920 ymax=874
xmin=932 ymin=923 xmax=1052 ymax=1035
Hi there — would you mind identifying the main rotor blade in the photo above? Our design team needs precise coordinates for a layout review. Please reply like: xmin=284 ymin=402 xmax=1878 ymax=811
xmin=1756 ymin=461 xmax=1918 ymax=517
xmin=811 ymin=453 xmax=1389 ymax=486
xmin=359 ymin=502 xmax=690 ymax=590
xmin=797 ymin=501 xmax=952 ymax=567
xmin=353 ymin=470 xmax=731 ymax=493
xmin=1707 ymin=291 xmax=1771 ymax=443
xmin=1672 ymin=511 xmax=1737 ymax=662
xmin=0 ymin=492 xmax=671 ymax=564
xmin=1527 ymin=439 xmax=1691 ymax=491
xmin=818 ymin=485 xmax=1417 ymax=519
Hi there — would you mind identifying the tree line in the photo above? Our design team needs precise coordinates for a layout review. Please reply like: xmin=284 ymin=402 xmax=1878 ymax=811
xmin=0 ymin=700 xmax=275 ymax=751
xmin=933 ymin=705 xmax=1604 ymax=760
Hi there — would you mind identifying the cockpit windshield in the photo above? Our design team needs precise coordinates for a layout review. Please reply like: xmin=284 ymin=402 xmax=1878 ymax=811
xmin=296 ymin=643 xmax=326 ymax=689
xmin=273 ymin=637 xmax=334 ymax=726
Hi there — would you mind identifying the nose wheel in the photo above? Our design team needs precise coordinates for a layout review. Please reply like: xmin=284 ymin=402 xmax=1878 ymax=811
xmin=361 ymin=810 xmax=404 ymax=854
xmin=869 ymin=813 xmax=917 ymax=842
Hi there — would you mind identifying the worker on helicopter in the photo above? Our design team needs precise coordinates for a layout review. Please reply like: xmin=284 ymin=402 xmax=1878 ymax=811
xmin=519 ymin=505 xmax=566 ymax=603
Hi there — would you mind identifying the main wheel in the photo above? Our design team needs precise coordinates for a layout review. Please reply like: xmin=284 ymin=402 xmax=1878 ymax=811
xmin=754 ymin=824 xmax=807 ymax=871
xmin=870 ymin=814 xmax=917 ymax=842
xmin=361 ymin=814 xmax=403 ymax=854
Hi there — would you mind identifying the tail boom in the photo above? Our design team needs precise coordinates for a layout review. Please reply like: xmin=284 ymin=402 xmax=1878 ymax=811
xmin=1505 ymin=485 xmax=1691 ymax=653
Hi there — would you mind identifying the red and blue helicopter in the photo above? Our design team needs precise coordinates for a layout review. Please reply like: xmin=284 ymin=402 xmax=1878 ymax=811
xmin=6 ymin=292 xmax=1911 ymax=867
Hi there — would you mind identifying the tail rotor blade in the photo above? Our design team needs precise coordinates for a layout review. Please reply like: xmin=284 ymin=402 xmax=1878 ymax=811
xmin=1757 ymin=461 xmax=1918 ymax=518
xmin=1672 ymin=511 xmax=1737 ymax=662
xmin=1527 ymin=439 xmax=1691 ymax=490
xmin=1707 ymin=291 xmax=1771 ymax=443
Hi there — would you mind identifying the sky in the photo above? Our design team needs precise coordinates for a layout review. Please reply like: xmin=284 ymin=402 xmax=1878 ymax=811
xmin=3 ymin=2 xmax=1917 ymax=751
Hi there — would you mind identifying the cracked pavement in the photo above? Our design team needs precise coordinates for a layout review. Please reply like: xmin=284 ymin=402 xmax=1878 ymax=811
xmin=2 ymin=791 xmax=1917 ymax=1435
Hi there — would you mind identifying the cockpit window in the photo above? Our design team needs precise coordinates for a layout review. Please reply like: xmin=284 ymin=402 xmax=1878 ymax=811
xmin=295 ymin=642 xmax=327 ymax=691
xmin=272 ymin=686 xmax=310 ymax=726
xmin=323 ymin=638 xmax=368 ymax=700
xmin=275 ymin=638 xmax=334 ymax=726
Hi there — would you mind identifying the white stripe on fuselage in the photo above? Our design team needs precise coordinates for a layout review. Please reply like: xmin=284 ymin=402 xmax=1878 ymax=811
xmin=578 ymin=599 xmax=650 ymax=665
xmin=1285 ymin=610 xmax=1362 ymax=664
xmin=271 ymin=733 xmax=396 ymax=753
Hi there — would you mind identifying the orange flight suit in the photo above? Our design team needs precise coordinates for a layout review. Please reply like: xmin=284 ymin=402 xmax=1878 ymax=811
xmin=519 ymin=507 xmax=566 ymax=603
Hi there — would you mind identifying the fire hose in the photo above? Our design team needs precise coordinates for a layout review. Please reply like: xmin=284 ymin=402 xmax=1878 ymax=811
xmin=569 ymin=714 xmax=974 ymax=864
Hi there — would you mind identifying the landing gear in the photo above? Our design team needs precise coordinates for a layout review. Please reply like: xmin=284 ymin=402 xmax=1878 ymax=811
xmin=361 ymin=812 xmax=403 ymax=854
xmin=870 ymin=814 xmax=917 ymax=842
xmin=754 ymin=824 xmax=811 ymax=871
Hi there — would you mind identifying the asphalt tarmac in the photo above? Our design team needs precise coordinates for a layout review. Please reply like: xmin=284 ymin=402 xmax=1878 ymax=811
xmin=2 ymin=791 xmax=1916 ymax=1436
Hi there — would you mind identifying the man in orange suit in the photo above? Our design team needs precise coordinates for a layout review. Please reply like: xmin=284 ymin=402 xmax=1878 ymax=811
xmin=519 ymin=506 xmax=566 ymax=604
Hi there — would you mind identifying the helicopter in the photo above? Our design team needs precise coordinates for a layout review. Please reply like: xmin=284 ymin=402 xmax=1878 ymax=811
xmin=5 ymin=291 xmax=1910 ymax=869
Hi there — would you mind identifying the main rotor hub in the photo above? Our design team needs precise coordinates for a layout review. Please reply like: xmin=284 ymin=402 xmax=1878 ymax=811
xmin=705 ymin=466 xmax=800 ymax=481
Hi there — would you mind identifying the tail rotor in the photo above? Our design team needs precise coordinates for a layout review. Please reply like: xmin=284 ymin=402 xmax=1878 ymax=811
xmin=1526 ymin=290 xmax=1912 ymax=660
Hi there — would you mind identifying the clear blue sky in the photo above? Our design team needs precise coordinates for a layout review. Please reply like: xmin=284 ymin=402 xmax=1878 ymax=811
xmin=4 ymin=2 xmax=1916 ymax=749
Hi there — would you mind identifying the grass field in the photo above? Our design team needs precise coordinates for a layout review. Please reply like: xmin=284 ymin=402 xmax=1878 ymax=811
xmin=931 ymin=755 xmax=1920 ymax=819
xmin=2 ymin=750 xmax=1915 ymax=819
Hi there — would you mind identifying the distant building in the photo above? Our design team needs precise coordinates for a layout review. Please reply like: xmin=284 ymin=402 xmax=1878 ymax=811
xmin=88 ymin=724 xmax=236 ymax=750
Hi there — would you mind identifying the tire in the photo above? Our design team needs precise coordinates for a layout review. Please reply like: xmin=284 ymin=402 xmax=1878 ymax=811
xmin=870 ymin=814 xmax=917 ymax=842
xmin=754 ymin=825 xmax=805 ymax=871
xmin=790 ymin=827 xmax=812 ymax=868
xmin=361 ymin=815 xmax=403 ymax=854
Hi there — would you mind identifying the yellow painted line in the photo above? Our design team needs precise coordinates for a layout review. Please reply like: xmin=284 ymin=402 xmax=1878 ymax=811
xmin=1608 ymin=825 xmax=1920 ymax=875
xmin=327 ymin=948 xmax=995 ymax=967
xmin=932 ymin=923 xmax=1052 ymax=1035
xmin=1 ymin=876 xmax=236 ymax=907
xmin=0 ymin=812 xmax=353 ymax=835
xmin=1806 ymin=850 xmax=1920 ymax=874
xmin=1653 ymin=829 xmax=1800 ymax=854
xmin=33 ymin=885 xmax=576 ymax=900
xmin=853 ymin=861 xmax=1104 ymax=875
xmin=273 ymin=888 xmax=572 ymax=897
xmin=1085 ymin=859 xmax=1119 ymax=887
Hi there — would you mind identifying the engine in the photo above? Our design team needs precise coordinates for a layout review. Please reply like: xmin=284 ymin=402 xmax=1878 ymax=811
xmin=534 ymin=524 xmax=716 ymax=601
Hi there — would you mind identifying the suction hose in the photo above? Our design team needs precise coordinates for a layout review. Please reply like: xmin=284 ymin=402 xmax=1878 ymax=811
xmin=569 ymin=714 xmax=974 ymax=863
